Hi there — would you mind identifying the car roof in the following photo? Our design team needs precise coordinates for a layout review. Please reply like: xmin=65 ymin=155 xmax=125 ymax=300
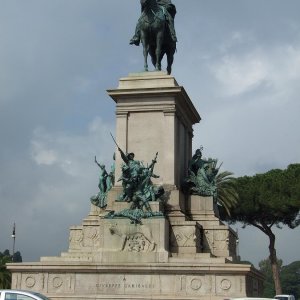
xmin=0 ymin=290 xmax=49 ymax=299
xmin=231 ymin=298 xmax=277 ymax=300
xmin=0 ymin=290 xmax=35 ymax=293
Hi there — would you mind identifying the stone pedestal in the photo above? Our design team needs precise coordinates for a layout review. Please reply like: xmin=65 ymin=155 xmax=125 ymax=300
xmin=186 ymin=195 xmax=238 ymax=260
xmin=9 ymin=260 xmax=263 ymax=300
xmin=107 ymin=71 xmax=200 ymax=190
xmin=8 ymin=72 xmax=264 ymax=300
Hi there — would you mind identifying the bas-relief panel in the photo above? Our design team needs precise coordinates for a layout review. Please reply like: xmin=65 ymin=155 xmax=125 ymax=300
xmin=204 ymin=228 xmax=232 ymax=255
xmin=170 ymin=225 xmax=202 ymax=251
xmin=214 ymin=230 xmax=229 ymax=250
xmin=176 ymin=275 xmax=206 ymax=296
xmin=47 ymin=274 xmax=75 ymax=293
xmin=123 ymin=232 xmax=156 ymax=252
xmin=83 ymin=226 xmax=101 ymax=247
xmin=177 ymin=275 xmax=240 ymax=296
xmin=215 ymin=276 xmax=243 ymax=296
xmin=69 ymin=228 xmax=83 ymax=250
xmin=106 ymin=222 xmax=157 ymax=252
xmin=21 ymin=274 xmax=41 ymax=290
xmin=20 ymin=273 xmax=75 ymax=294
xmin=170 ymin=226 xmax=197 ymax=248
xmin=69 ymin=226 xmax=101 ymax=250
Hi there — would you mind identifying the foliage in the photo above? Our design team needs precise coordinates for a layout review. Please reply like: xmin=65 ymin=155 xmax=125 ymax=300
xmin=216 ymin=171 xmax=238 ymax=215
xmin=280 ymin=261 xmax=300 ymax=299
xmin=259 ymin=259 xmax=300 ymax=299
xmin=12 ymin=251 xmax=22 ymax=263
xmin=0 ymin=249 xmax=22 ymax=289
xmin=259 ymin=258 xmax=283 ymax=297
xmin=221 ymin=164 xmax=300 ymax=227
xmin=2 ymin=250 xmax=10 ymax=257
xmin=0 ymin=250 xmax=12 ymax=289
xmin=220 ymin=164 xmax=300 ymax=294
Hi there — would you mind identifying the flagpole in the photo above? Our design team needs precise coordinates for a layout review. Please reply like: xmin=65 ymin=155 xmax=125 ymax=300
xmin=12 ymin=222 xmax=16 ymax=261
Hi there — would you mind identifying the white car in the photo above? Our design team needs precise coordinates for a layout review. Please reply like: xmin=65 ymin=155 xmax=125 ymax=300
xmin=0 ymin=290 xmax=50 ymax=300
xmin=230 ymin=298 xmax=277 ymax=300
xmin=274 ymin=295 xmax=296 ymax=300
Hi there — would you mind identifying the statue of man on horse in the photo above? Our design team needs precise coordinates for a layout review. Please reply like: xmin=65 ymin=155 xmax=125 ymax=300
xmin=130 ymin=0 xmax=177 ymax=74
xmin=130 ymin=0 xmax=177 ymax=46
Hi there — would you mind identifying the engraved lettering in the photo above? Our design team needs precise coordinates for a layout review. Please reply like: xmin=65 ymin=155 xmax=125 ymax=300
xmin=97 ymin=282 xmax=155 ymax=289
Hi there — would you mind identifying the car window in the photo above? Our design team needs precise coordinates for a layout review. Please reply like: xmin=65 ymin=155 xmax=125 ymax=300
xmin=4 ymin=293 xmax=18 ymax=300
xmin=4 ymin=293 xmax=36 ymax=300
xmin=31 ymin=293 xmax=50 ymax=300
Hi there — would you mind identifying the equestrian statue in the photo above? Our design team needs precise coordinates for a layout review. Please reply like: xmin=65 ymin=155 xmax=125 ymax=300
xmin=130 ymin=0 xmax=177 ymax=74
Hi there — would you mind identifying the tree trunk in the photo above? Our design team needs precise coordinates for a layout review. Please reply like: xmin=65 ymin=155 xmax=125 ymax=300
xmin=267 ymin=230 xmax=282 ymax=295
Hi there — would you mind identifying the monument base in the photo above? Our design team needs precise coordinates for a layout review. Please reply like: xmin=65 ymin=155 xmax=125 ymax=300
xmin=8 ymin=72 xmax=264 ymax=299
xmin=8 ymin=203 xmax=263 ymax=300
xmin=9 ymin=261 xmax=263 ymax=300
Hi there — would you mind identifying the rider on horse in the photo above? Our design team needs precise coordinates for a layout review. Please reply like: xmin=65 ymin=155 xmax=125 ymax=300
xmin=130 ymin=0 xmax=177 ymax=46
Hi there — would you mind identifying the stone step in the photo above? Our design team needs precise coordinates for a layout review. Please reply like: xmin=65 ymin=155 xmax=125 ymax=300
xmin=169 ymin=253 xmax=226 ymax=264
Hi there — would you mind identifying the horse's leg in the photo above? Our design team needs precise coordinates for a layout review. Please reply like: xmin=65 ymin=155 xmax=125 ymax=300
xmin=166 ymin=44 xmax=175 ymax=74
xmin=166 ymin=52 xmax=174 ymax=75
xmin=144 ymin=44 xmax=149 ymax=72
xmin=141 ymin=42 xmax=148 ymax=72
xmin=150 ymin=45 xmax=156 ymax=68
xmin=155 ymin=31 xmax=164 ymax=71
xmin=141 ymin=32 xmax=149 ymax=72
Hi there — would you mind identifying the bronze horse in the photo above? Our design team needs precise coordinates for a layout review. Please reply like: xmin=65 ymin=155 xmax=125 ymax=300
xmin=139 ymin=0 xmax=176 ymax=74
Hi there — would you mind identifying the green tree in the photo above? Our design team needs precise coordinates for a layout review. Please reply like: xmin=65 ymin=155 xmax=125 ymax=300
xmin=220 ymin=164 xmax=300 ymax=295
xmin=259 ymin=258 xmax=283 ymax=297
xmin=280 ymin=261 xmax=300 ymax=299
xmin=259 ymin=259 xmax=300 ymax=299
xmin=12 ymin=251 xmax=22 ymax=263
xmin=2 ymin=250 xmax=10 ymax=257
xmin=0 ymin=252 xmax=12 ymax=289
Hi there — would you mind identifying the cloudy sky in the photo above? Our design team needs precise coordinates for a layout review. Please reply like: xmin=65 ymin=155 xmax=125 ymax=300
xmin=0 ymin=0 xmax=299 ymax=268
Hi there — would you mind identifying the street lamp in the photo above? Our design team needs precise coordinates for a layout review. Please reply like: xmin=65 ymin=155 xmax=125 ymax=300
xmin=11 ymin=222 xmax=16 ymax=261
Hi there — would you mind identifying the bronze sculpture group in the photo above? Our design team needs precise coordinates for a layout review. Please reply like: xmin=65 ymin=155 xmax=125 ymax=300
xmin=91 ymin=145 xmax=164 ymax=223
xmin=91 ymin=144 xmax=221 ymax=223
xmin=106 ymin=148 xmax=165 ymax=223
xmin=90 ymin=155 xmax=115 ymax=208
xmin=185 ymin=147 xmax=220 ymax=200
xmin=117 ymin=148 xmax=164 ymax=206
xmin=130 ymin=0 xmax=177 ymax=74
